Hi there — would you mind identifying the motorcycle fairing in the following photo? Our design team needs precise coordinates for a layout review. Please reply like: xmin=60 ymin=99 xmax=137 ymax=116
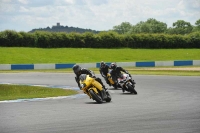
xmin=79 ymin=74 xmax=102 ymax=92
xmin=107 ymin=73 xmax=115 ymax=84
xmin=88 ymin=87 xmax=98 ymax=94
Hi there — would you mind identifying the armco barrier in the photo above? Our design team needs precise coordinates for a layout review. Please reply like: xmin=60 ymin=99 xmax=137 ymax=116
xmin=0 ymin=60 xmax=200 ymax=70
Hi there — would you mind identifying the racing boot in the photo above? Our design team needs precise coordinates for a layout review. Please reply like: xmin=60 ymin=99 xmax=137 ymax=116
xmin=96 ymin=78 xmax=107 ymax=90
xmin=131 ymin=80 xmax=136 ymax=85
xmin=122 ymin=88 xmax=125 ymax=93
xmin=102 ymin=84 xmax=107 ymax=91
xmin=114 ymin=84 xmax=118 ymax=89
xmin=106 ymin=80 xmax=111 ymax=86
xmin=106 ymin=79 xmax=111 ymax=86
xmin=112 ymin=79 xmax=117 ymax=89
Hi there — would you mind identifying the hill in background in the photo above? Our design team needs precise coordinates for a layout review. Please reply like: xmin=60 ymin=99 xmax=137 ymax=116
xmin=29 ymin=23 xmax=100 ymax=33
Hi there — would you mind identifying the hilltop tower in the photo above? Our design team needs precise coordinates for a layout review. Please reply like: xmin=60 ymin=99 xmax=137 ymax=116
xmin=57 ymin=23 xmax=60 ymax=27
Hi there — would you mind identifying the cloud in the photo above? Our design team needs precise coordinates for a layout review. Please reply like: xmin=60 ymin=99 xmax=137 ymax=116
xmin=0 ymin=0 xmax=199 ymax=32
xmin=18 ymin=0 xmax=28 ymax=4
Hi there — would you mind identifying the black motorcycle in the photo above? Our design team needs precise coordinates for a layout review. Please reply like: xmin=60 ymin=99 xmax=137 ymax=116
xmin=117 ymin=73 xmax=137 ymax=94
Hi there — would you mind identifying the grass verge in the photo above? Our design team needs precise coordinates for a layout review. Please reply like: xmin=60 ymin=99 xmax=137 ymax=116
xmin=0 ymin=84 xmax=78 ymax=101
xmin=1 ymin=48 xmax=200 ymax=64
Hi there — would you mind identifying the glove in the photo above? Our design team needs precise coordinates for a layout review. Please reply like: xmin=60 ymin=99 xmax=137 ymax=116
xmin=75 ymin=77 xmax=78 ymax=83
xmin=102 ymin=75 xmax=106 ymax=78
xmin=90 ymin=75 xmax=96 ymax=78
xmin=78 ymin=85 xmax=81 ymax=90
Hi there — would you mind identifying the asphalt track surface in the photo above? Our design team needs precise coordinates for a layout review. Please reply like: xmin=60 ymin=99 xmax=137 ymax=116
xmin=0 ymin=73 xmax=200 ymax=133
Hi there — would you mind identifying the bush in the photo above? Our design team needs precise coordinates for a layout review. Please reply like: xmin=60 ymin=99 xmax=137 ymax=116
xmin=0 ymin=30 xmax=199 ymax=48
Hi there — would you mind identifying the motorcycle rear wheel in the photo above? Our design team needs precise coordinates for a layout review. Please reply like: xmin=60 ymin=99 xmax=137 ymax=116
xmin=127 ymin=84 xmax=137 ymax=94
xmin=89 ymin=90 xmax=103 ymax=103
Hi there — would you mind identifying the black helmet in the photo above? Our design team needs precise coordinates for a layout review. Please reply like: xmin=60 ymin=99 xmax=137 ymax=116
xmin=100 ymin=61 xmax=106 ymax=68
xmin=110 ymin=62 xmax=117 ymax=70
xmin=72 ymin=65 xmax=81 ymax=75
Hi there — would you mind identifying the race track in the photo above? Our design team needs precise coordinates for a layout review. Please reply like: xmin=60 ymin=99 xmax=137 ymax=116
xmin=0 ymin=73 xmax=200 ymax=133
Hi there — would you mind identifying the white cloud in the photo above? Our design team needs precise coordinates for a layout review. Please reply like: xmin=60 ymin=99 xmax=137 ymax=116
xmin=192 ymin=0 xmax=200 ymax=8
xmin=18 ymin=0 xmax=28 ymax=4
xmin=0 ymin=0 xmax=199 ymax=32
xmin=19 ymin=6 xmax=29 ymax=12
xmin=1 ymin=0 xmax=12 ymax=3
xmin=63 ymin=0 xmax=75 ymax=4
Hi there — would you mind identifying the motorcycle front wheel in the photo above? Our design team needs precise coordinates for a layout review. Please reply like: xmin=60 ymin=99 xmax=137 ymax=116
xmin=127 ymin=84 xmax=137 ymax=94
xmin=105 ymin=91 xmax=112 ymax=102
xmin=89 ymin=90 xmax=103 ymax=103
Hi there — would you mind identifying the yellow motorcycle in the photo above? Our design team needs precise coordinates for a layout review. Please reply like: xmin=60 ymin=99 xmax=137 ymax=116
xmin=79 ymin=74 xmax=112 ymax=103
xmin=107 ymin=72 xmax=118 ymax=89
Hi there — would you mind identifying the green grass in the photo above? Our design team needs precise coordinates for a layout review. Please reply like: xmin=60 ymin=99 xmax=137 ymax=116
xmin=0 ymin=47 xmax=200 ymax=64
xmin=0 ymin=47 xmax=199 ymax=76
xmin=0 ymin=84 xmax=78 ymax=101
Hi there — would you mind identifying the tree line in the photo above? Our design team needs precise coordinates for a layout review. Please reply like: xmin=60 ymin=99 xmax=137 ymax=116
xmin=28 ymin=18 xmax=200 ymax=35
xmin=0 ymin=30 xmax=199 ymax=48
xmin=29 ymin=25 xmax=99 ymax=34
xmin=0 ymin=18 xmax=199 ymax=48
xmin=112 ymin=18 xmax=200 ymax=35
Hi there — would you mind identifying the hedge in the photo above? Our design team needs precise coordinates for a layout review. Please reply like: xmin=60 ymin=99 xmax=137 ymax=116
xmin=0 ymin=30 xmax=199 ymax=48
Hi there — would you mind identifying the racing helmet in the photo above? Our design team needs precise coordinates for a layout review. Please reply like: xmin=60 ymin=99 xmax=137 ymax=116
xmin=72 ymin=65 xmax=81 ymax=75
xmin=100 ymin=61 xmax=106 ymax=68
xmin=110 ymin=62 xmax=117 ymax=70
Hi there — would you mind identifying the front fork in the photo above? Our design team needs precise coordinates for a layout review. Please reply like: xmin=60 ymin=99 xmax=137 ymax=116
xmin=123 ymin=81 xmax=133 ymax=90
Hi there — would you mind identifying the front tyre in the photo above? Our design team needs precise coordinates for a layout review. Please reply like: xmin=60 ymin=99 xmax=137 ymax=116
xmin=105 ymin=91 xmax=112 ymax=102
xmin=89 ymin=89 xmax=103 ymax=103
xmin=127 ymin=84 xmax=137 ymax=94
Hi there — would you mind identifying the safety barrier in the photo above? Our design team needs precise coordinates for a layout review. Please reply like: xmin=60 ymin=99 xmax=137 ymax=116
xmin=0 ymin=60 xmax=200 ymax=70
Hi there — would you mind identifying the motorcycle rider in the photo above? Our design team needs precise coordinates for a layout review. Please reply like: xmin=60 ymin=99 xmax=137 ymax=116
xmin=72 ymin=64 xmax=107 ymax=100
xmin=110 ymin=62 xmax=136 ymax=90
xmin=99 ymin=61 xmax=111 ymax=86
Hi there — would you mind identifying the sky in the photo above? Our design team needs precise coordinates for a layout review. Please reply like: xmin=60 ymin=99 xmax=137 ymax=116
xmin=0 ymin=0 xmax=200 ymax=32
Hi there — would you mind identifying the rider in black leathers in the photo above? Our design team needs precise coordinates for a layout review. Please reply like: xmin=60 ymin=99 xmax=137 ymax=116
xmin=72 ymin=64 xmax=107 ymax=99
xmin=110 ymin=62 xmax=135 ymax=89
xmin=99 ymin=61 xmax=111 ymax=86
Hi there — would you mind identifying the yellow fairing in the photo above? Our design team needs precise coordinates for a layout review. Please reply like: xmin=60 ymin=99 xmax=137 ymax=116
xmin=88 ymin=87 xmax=98 ymax=93
xmin=84 ymin=75 xmax=94 ymax=86
xmin=107 ymin=73 xmax=115 ymax=84
xmin=92 ymin=80 xmax=103 ymax=91
xmin=79 ymin=75 xmax=103 ymax=93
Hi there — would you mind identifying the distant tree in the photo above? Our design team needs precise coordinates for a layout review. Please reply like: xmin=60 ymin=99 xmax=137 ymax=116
xmin=195 ymin=19 xmax=200 ymax=26
xmin=46 ymin=27 xmax=51 ymax=31
xmin=112 ymin=22 xmax=132 ymax=34
xmin=129 ymin=18 xmax=167 ymax=34
xmin=173 ymin=20 xmax=192 ymax=28
xmin=29 ymin=24 xmax=99 ymax=33
xmin=146 ymin=18 xmax=167 ymax=33
xmin=140 ymin=23 xmax=151 ymax=33
xmin=193 ymin=19 xmax=200 ymax=31
xmin=167 ymin=20 xmax=193 ymax=34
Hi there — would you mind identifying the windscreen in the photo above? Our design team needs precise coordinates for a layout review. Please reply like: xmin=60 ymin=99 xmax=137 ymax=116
xmin=79 ymin=74 xmax=87 ymax=82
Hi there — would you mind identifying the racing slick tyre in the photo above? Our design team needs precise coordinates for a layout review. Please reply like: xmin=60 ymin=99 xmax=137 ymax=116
xmin=127 ymin=84 xmax=137 ymax=94
xmin=89 ymin=89 xmax=103 ymax=103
